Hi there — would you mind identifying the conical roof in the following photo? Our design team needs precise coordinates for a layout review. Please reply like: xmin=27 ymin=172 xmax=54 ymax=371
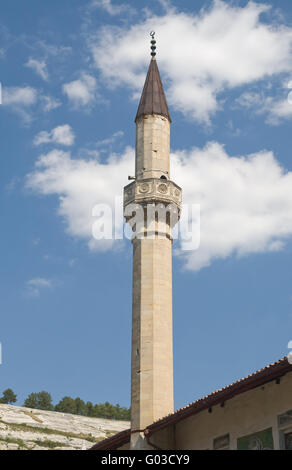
xmin=135 ymin=58 xmax=171 ymax=123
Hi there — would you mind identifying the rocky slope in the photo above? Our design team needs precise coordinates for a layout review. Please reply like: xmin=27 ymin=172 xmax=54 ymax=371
xmin=0 ymin=404 xmax=129 ymax=450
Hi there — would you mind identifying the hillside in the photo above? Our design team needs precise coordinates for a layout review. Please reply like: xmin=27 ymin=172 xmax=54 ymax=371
xmin=0 ymin=404 xmax=129 ymax=450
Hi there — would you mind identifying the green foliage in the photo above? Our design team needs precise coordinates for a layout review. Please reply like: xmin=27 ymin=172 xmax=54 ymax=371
xmin=55 ymin=397 xmax=130 ymax=420
xmin=74 ymin=397 xmax=87 ymax=416
xmin=4 ymin=387 xmax=130 ymax=421
xmin=33 ymin=439 xmax=67 ymax=449
xmin=23 ymin=393 xmax=38 ymax=409
xmin=55 ymin=396 xmax=87 ymax=416
xmin=0 ymin=437 xmax=28 ymax=449
xmin=0 ymin=388 xmax=17 ymax=404
xmin=23 ymin=391 xmax=53 ymax=411
xmin=86 ymin=401 xmax=94 ymax=417
xmin=0 ymin=418 xmax=101 ymax=443
xmin=55 ymin=396 xmax=76 ymax=414
xmin=90 ymin=401 xmax=130 ymax=421
xmin=37 ymin=391 xmax=54 ymax=411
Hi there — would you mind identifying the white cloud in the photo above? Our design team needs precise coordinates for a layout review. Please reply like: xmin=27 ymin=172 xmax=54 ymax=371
xmin=90 ymin=0 xmax=131 ymax=15
xmin=26 ymin=148 xmax=132 ymax=249
xmin=3 ymin=86 xmax=37 ymax=106
xmin=41 ymin=95 xmax=62 ymax=112
xmin=34 ymin=125 xmax=75 ymax=147
xmin=89 ymin=0 xmax=292 ymax=123
xmin=172 ymin=142 xmax=292 ymax=270
xmin=36 ymin=41 xmax=72 ymax=58
xmin=25 ymin=58 xmax=49 ymax=81
xmin=268 ymin=99 xmax=292 ymax=123
xmin=26 ymin=143 xmax=292 ymax=270
xmin=95 ymin=131 xmax=124 ymax=148
xmin=236 ymin=90 xmax=292 ymax=125
xmin=156 ymin=0 xmax=175 ymax=13
xmin=62 ymin=73 xmax=98 ymax=108
xmin=26 ymin=277 xmax=52 ymax=297
xmin=2 ymin=86 xmax=38 ymax=123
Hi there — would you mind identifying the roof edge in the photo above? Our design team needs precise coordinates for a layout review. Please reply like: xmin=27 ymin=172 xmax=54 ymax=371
xmin=90 ymin=357 xmax=292 ymax=449
xmin=146 ymin=357 xmax=292 ymax=436
xmin=90 ymin=428 xmax=131 ymax=451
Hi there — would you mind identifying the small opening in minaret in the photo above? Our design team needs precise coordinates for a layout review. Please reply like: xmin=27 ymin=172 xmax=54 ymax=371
xmin=160 ymin=175 xmax=167 ymax=180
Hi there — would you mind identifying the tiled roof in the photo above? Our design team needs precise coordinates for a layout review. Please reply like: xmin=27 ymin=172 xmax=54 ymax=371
xmin=91 ymin=357 xmax=292 ymax=449
xmin=90 ymin=428 xmax=131 ymax=451
xmin=146 ymin=357 xmax=292 ymax=436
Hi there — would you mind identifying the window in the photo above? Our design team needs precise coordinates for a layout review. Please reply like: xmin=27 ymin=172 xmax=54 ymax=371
xmin=237 ymin=428 xmax=274 ymax=450
xmin=285 ymin=432 xmax=292 ymax=450
xmin=213 ymin=434 xmax=230 ymax=450
xmin=278 ymin=409 xmax=292 ymax=450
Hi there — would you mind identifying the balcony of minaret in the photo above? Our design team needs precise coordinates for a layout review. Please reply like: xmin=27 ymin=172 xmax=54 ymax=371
xmin=123 ymin=177 xmax=182 ymax=241
xmin=124 ymin=178 xmax=182 ymax=217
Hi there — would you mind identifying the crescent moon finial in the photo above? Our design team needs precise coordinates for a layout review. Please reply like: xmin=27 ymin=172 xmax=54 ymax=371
xmin=150 ymin=31 xmax=156 ymax=58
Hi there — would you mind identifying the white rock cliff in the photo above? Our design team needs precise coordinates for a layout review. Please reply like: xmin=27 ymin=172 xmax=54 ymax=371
xmin=0 ymin=404 xmax=129 ymax=450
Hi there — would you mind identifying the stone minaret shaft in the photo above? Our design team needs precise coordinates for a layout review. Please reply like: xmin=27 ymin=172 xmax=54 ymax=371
xmin=123 ymin=42 xmax=181 ymax=450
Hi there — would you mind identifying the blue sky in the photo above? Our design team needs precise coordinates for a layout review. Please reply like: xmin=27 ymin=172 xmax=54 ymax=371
xmin=1 ymin=0 xmax=292 ymax=411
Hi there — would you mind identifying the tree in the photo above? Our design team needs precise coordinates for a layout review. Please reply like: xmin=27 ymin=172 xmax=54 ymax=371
xmin=37 ymin=391 xmax=53 ymax=411
xmin=86 ymin=401 xmax=94 ymax=417
xmin=23 ymin=393 xmax=38 ymax=409
xmin=55 ymin=396 xmax=76 ymax=414
xmin=22 ymin=390 xmax=131 ymax=421
xmin=74 ymin=397 xmax=86 ymax=416
xmin=119 ymin=406 xmax=131 ymax=421
xmin=23 ymin=391 xmax=53 ymax=411
xmin=0 ymin=389 xmax=17 ymax=404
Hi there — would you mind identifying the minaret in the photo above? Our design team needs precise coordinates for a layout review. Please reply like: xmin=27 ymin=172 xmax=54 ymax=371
xmin=123 ymin=33 xmax=182 ymax=450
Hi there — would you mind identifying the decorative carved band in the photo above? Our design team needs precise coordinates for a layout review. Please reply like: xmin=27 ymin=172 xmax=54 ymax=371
xmin=123 ymin=178 xmax=182 ymax=210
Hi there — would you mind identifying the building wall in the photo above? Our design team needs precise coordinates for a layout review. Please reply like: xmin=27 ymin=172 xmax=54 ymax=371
xmin=170 ymin=371 xmax=292 ymax=450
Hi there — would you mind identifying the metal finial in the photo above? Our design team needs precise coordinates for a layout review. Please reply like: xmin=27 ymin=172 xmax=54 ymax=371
xmin=150 ymin=31 xmax=156 ymax=58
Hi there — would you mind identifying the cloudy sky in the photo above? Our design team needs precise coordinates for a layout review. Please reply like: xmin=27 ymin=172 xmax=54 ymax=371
xmin=1 ymin=0 xmax=292 ymax=410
